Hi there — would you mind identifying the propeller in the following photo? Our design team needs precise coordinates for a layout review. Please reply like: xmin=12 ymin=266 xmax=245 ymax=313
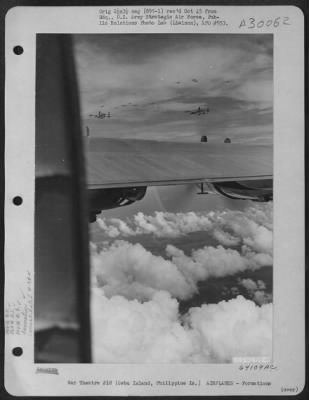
xmin=154 ymin=184 xmax=199 ymax=212
xmin=152 ymin=184 xmax=252 ymax=213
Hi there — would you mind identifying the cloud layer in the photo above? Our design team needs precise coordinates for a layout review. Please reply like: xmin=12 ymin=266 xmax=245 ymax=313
xmin=91 ymin=292 xmax=272 ymax=363
xmin=92 ymin=238 xmax=271 ymax=302
xmin=90 ymin=203 xmax=273 ymax=363
xmin=93 ymin=204 xmax=272 ymax=301
xmin=238 ymin=278 xmax=272 ymax=305
xmin=97 ymin=202 xmax=272 ymax=251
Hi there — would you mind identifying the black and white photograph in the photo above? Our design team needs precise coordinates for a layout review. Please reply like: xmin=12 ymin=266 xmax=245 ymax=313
xmin=35 ymin=33 xmax=273 ymax=364
xmin=4 ymin=5 xmax=305 ymax=396
xmin=84 ymin=33 xmax=274 ymax=364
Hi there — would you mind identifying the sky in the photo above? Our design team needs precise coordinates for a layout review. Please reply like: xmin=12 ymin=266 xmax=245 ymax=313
xmin=73 ymin=33 xmax=273 ymax=363
xmin=74 ymin=34 xmax=273 ymax=143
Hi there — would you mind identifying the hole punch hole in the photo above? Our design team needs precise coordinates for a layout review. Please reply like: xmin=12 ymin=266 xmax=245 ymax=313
xmin=12 ymin=347 xmax=23 ymax=357
xmin=13 ymin=46 xmax=24 ymax=55
xmin=13 ymin=196 xmax=23 ymax=206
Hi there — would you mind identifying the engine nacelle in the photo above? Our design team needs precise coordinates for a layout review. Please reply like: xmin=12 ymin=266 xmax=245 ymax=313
xmin=88 ymin=186 xmax=147 ymax=222
xmin=212 ymin=179 xmax=273 ymax=202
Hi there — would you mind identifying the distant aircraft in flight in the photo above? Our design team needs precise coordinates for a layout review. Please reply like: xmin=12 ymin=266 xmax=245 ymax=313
xmin=185 ymin=105 xmax=210 ymax=115
xmin=88 ymin=111 xmax=111 ymax=119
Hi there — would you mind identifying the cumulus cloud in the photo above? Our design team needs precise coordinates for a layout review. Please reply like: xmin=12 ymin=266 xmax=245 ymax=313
xmin=92 ymin=204 xmax=273 ymax=301
xmin=91 ymin=292 xmax=272 ymax=363
xmin=97 ymin=210 xmax=212 ymax=239
xmin=91 ymin=238 xmax=271 ymax=302
xmin=96 ymin=203 xmax=273 ymax=277
xmin=238 ymin=278 xmax=272 ymax=305
xmin=90 ymin=203 xmax=273 ymax=363
xmin=239 ymin=278 xmax=265 ymax=291
xmin=253 ymin=291 xmax=273 ymax=306
xmin=134 ymin=210 xmax=216 ymax=238
xmin=167 ymin=243 xmax=269 ymax=282
xmin=92 ymin=240 xmax=195 ymax=301
xmin=97 ymin=203 xmax=273 ymax=256
xmin=186 ymin=295 xmax=272 ymax=362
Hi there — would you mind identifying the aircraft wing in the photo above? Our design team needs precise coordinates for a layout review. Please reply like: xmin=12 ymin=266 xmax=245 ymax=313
xmin=86 ymin=138 xmax=272 ymax=189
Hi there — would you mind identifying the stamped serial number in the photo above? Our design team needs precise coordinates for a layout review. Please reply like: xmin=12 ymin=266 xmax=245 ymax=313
xmin=239 ymin=16 xmax=291 ymax=29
